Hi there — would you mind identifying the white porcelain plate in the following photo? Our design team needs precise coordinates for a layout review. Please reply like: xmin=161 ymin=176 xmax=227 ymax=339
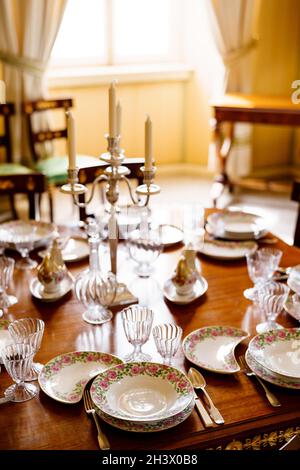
xmin=90 ymin=362 xmax=194 ymax=422
xmin=0 ymin=319 xmax=12 ymax=363
xmin=248 ymin=328 xmax=300 ymax=379
xmin=30 ymin=274 xmax=74 ymax=302
xmin=160 ymin=225 xmax=183 ymax=247
xmin=38 ymin=237 xmax=89 ymax=263
xmin=245 ymin=349 xmax=300 ymax=390
xmin=199 ymin=239 xmax=257 ymax=260
xmin=183 ymin=326 xmax=249 ymax=374
xmin=206 ymin=211 xmax=267 ymax=240
xmin=38 ymin=351 xmax=123 ymax=404
xmin=163 ymin=277 xmax=208 ymax=305
xmin=95 ymin=399 xmax=194 ymax=433
xmin=0 ymin=220 xmax=56 ymax=249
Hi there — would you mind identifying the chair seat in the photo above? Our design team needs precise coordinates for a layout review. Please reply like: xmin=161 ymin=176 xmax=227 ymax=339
xmin=0 ymin=163 xmax=33 ymax=175
xmin=35 ymin=154 xmax=99 ymax=185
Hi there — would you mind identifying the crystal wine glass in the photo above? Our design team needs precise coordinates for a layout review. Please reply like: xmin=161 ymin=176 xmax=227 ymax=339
xmin=128 ymin=212 xmax=162 ymax=277
xmin=121 ymin=305 xmax=154 ymax=362
xmin=1 ymin=343 xmax=38 ymax=402
xmin=152 ymin=324 xmax=182 ymax=365
xmin=244 ymin=248 xmax=282 ymax=301
xmin=256 ymin=281 xmax=290 ymax=333
xmin=8 ymin=318 xmax=45 ymax=381
xmin=0 ymin=256 xmax=17 ymax=307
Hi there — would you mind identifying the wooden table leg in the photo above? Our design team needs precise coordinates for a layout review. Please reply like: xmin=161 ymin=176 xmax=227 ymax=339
xmin=210 ymin=119 xmax=234 ymax=207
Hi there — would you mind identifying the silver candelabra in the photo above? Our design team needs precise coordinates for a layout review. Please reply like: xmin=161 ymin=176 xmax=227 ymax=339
xmin=60 ymin=133 xmax=160 ymax=306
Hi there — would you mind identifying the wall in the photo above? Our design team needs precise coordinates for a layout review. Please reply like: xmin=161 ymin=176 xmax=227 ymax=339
xmin=49 ymin=81 xmax=185 ymax=165
xmin=252 ymin=0 xmax=300 ymax=171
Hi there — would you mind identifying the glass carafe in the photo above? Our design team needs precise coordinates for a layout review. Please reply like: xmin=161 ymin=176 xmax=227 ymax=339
xmin=74 ymin=219 xmax=117 ymax=325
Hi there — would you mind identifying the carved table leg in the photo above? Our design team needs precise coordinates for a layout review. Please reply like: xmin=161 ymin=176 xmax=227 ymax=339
xmin=210 ymin=119 xmax=234 ymax=207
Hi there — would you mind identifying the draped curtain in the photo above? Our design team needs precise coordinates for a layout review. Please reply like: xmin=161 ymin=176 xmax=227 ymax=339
xmin=207 ymin=0 xmax=261 ymax=178
xmin=0 ymin=0 xmax=67 ymax=164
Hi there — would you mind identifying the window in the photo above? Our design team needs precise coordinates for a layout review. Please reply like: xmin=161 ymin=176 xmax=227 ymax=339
xmin=51 ymin=0 xmax=184 ymax=68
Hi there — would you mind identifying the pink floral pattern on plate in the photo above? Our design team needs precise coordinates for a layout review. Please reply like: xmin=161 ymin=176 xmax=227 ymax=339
xmin=95 ymin=399 xmax=195 ymax=433
xmin=38 ymin=351 xmax=123 ymax=404
xmin=90 ymin=362 xmax=194 ymax=421
xmin=245 ymin=349 xmax=300 ymax=389
xmin=183 ymin=325 xmax=249 ymax=373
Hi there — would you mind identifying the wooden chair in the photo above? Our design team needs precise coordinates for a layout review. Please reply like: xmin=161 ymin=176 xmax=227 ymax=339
xmin=0 ymin=103 xmax=47 ymax=220
xmin=78 ymin=157 xmax=145 ymax=221
xmin=291 ymin=179 xmax=300 ymax=248
xmin=23 ymin=98 xmax=99 ymax=222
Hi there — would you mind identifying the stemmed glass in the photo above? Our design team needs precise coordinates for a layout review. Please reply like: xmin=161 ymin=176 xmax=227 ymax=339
xmin=256 ymin=281 xmax=290 ymax=333
xmin=183 ymin=204 xmax=205 ymax=251
xmin=244 ymin=248 xmax=282 ymax=301
xmin=128 ymin=212 xmax=162 ymax=277
xmin=121 ymin=305 xmax=154 ymax=362
xmin=12 ymin=224 xmax=38 ymax=270
xmin=0 ymin=256 xmax=17 ymax=308
xmin=152 ymin=324 xmax=182 ymax=365
xmin=8 ymin=318 xmax=45 ymax=381
xmin=1 ymin=343 xmax=38 ymax=402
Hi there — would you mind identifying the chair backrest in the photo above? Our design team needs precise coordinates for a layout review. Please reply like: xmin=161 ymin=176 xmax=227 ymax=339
xmin=291 ymin=179 xmax=300 ymax=248
xmin=0 ymin=103 xmax=15 ymax=163
xmin=23 ymin=98 xmax=73 ymax=162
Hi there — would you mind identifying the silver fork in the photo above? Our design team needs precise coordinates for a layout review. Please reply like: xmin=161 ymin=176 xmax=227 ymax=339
xmin=83 ymin=389 xmax=110 ymax=450
xmin=238 ymin=355 xmax=281 ymax=408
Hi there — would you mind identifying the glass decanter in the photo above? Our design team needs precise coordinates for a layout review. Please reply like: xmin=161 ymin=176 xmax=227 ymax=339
xmin=74 ymin=218 xmax=117 ymax=325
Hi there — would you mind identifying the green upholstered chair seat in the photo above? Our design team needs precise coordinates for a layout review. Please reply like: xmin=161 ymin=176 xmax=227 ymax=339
xmin=0 ymin=163 xmax=33 ymax=175
xmin=35 ymin=154 xmax=99 ymax=185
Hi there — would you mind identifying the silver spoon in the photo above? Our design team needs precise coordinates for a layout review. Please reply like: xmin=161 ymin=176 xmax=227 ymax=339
xmin=188 ymin=367 xmax=224 ymax=425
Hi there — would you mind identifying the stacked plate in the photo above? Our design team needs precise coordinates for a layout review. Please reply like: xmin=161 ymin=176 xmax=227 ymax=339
xmin=246 ymin=328 xmax=300 ymax=389
xmin=90 ymin=362 xmax=195 ymax=432
xmin=201 ymin=210 xmax=266 ymax=260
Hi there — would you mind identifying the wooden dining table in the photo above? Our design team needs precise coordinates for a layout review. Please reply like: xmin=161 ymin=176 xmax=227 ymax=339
xmin=0 ymin=223 xmax=300 ymax=452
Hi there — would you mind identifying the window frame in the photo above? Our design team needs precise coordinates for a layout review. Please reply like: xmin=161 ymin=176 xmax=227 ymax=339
xmin=50 ymin=0 xmax=186 ymax=70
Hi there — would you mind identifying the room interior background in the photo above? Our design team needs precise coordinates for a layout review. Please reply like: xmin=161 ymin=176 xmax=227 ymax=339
xmin=0 ymin=0 xmax=300 ymax=198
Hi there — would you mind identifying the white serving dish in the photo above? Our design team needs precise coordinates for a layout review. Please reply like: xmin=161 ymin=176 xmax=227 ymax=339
xmin=38 ymin=351 xmax=123 ymax=404
xmin=183 ymin=326 xmax=249 ymax=374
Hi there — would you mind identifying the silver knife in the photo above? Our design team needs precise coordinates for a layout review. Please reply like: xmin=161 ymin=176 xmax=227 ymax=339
xmin=193 ymin=392 xmax=214 ymax=428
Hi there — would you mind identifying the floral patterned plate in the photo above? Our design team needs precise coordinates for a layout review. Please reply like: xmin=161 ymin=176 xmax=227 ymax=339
xmin=95 ymin=398 xmax=194 ymax=433
xmin=183 ymin=326 xmax=249 ymax=374
xmin=248 ymin=328 xmax=300 ymax=379
xmin=245 ymin=349 xmax=300 ymax=390
xmin=38 ymin=351 xmax=123 ymax=404
xmin=90 ymin=362 xmax=194 ymax=422
xmin=0 ymin=319 xmax=11 ymax=364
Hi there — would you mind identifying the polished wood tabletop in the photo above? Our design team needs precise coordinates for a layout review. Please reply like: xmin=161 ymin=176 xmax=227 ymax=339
xmin=0 ymin=229 xmax=299 ymax=451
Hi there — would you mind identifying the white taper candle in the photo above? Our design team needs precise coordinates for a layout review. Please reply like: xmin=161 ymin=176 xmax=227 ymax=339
xmin=145 ymin=115 xmax=153 ymax=171
xmin=109 ymin=81 xmax=116 ymax=137
xmin=116 ymin=101 xmax=121 ymax=137
xmin=66 ymin=111 xmax=76 ymax=170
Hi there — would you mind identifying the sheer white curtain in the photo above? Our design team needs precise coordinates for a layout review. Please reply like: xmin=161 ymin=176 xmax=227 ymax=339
xmin=207 ymin=0 xmax=261 ymax=178
xmin=0 ymin=0 xmax=67 ymax=163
